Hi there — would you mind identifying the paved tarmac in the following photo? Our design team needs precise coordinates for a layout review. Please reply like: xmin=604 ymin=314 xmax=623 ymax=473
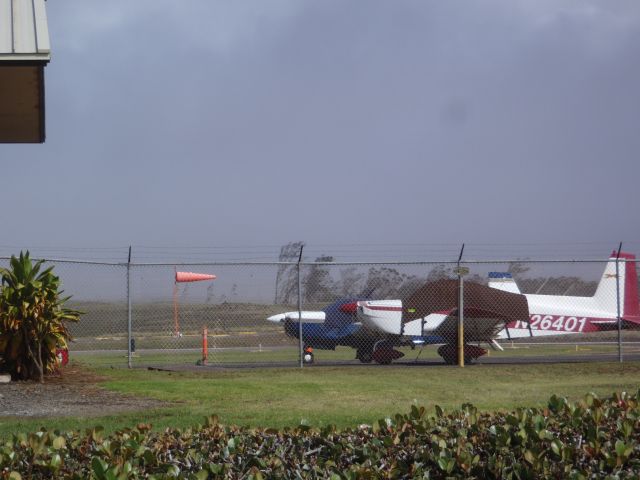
xmin=143 ymin=350 xmax=640 ymax=372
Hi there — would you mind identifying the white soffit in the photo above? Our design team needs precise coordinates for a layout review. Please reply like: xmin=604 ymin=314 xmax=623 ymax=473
xmin=0 ymin=0 xmax=50 ymax=62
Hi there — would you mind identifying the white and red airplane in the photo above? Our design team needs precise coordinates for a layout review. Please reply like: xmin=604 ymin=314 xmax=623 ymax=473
xmin=356 ymin=251 xmax=639 ymax=363
xmin=492 ymin=252 xmax=639 ymax=339
xmin=269 ymin=252 xmax=639 ymax=365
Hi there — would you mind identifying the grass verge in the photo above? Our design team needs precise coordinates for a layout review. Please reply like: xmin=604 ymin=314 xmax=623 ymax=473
xmin=1 ymin=360 xmax=640 ymax=440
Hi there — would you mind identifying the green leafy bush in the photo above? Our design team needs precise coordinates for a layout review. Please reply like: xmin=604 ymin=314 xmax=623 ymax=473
xmin=1 ymin=391 xmax=639 ymax=478
xmin=0 ymin=251 xmax=81 ymax=382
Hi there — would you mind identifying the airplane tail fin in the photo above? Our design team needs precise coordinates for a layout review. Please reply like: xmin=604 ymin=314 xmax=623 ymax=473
xmin=593 ymin=251 xmax=640 ymax=322
xmin=488 ymin=272 xmax=521 ymax=294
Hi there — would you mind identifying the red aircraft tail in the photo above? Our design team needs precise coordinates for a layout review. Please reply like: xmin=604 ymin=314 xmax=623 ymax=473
xmin=620 ymin=252 xmax=640 ymax=324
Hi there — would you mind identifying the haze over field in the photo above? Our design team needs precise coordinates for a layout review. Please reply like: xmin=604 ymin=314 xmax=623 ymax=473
xmin=2 ymin=1 xmax=639 ymax=261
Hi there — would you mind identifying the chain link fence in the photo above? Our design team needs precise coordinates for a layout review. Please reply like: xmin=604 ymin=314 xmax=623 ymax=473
xmin=1 ymin=254 xmax=638 ymax=368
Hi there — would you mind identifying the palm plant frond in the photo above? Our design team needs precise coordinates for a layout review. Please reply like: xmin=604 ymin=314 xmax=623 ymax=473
xmin=0 ymin=251 xmax=82 ymax=382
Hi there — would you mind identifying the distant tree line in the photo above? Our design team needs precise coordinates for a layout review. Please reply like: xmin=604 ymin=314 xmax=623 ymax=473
xmin=273 ymin=244 xmax=609 ymax=305
xmin=507 ymin=262 xmax=598 ymax=296
xmin=274 ymin=242 xmax=433 ymax=304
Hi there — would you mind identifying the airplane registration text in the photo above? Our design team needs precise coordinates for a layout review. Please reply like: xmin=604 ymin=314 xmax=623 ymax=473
xmin=512 ymin=315 xmax=587 ymax=332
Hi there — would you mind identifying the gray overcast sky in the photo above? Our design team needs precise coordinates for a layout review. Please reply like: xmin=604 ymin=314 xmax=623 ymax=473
xmin=2 ymin=0 xmax=640 ymax=261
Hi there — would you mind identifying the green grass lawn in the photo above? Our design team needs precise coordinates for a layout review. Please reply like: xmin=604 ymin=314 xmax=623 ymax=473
xmin=2 ymin=359 xmax=640 ymax=440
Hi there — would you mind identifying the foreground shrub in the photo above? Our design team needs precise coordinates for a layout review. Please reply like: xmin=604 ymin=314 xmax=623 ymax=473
xmin=0 ymin=251 xmax=81 ymax=382
xmin=1 ymin=391 xmax=640 ymax=478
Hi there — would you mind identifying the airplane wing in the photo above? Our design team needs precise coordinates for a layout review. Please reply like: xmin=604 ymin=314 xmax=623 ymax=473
xmin=267 ymin=311 xmax=326 ymax=323
xmin=404 ymin=279 xmax=530 ymax=342
xmin=430 ymin=306 xmax=524 ymax=342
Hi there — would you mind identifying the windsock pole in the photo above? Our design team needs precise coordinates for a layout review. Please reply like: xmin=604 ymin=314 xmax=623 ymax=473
xmin=173 ymin=282 xmax=179 ymax=336
xmin=173 ymin=267 xmax=180 ymax=336
xmin=173 ymin=270 xmax=217 ymax=337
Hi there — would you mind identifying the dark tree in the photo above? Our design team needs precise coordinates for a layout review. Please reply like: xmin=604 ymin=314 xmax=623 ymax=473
xmin=507 ymin=261 xmax=531 ymax=280
xmin=336 ymin=266 xmax=366 ymax=298
xmin=360 ymin=267 xmax=425 ymax=299
xmin=303 ymin=255 xmax=336 ymax=304
xmin=425 ymin=264 xmax=455 ymax=282
xmin=274 ymin=242 xmax=304 ymax=305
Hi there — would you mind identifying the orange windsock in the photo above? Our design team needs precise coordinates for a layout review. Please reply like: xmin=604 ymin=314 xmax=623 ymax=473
xmin=175 ymin=271 xmax=217 ymax=283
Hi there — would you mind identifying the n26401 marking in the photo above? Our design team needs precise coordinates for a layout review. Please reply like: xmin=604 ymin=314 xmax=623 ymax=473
xmin=512 ymin=315 xmax=587 ymax=332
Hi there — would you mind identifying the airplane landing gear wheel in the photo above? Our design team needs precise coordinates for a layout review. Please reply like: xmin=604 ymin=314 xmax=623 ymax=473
xmin=303 ymin=347 xmax=314 ymax=365
xmin=438 ymin=344 xmax=486 ymax=365
xmin=356 ymin=347 xmax=373 ymax=363
xmin=442 ymin=354 xmax=473 ymax=365
xmin=438 ymin=345 xmax=458 ymax=365
xmin=442 ymin=353 xmax=457 ymax=365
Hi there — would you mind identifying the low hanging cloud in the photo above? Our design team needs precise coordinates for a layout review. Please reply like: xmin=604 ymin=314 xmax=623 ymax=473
xmin=1 ymin=0 xmax=638 ymax=251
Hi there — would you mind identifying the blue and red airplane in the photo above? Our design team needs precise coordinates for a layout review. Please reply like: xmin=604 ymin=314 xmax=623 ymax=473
xmin=268 ymin=252 xmax=640 ymax=365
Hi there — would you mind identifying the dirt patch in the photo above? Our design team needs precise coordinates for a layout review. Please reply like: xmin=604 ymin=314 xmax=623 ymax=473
xmin=0 ymin=363 xmax=167 ymax=418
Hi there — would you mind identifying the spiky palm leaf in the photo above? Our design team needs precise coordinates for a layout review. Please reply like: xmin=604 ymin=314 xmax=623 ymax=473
xmin=0 ymin=251 xmax=81 ymax=381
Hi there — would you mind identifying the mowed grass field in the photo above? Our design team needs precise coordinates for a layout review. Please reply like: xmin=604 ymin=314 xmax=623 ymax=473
xmin=8 ymin=302 xmax=640 ymax=439
xmin=2 ymin=360 xmax=640 ymax=440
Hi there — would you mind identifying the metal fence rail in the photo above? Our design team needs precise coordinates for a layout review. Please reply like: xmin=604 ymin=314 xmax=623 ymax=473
xmin=1 ymin=253 xmax=638 ymax=368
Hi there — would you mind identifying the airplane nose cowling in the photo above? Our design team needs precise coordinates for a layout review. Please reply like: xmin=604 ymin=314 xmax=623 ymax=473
xmin=267 ymin=314 xmax=286 ymax=323
xmin=340 ymin=302 xmax=358 ymax=314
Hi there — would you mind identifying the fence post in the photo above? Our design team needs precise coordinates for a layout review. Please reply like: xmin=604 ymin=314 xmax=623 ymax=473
xmin=298 ymin=245 xmax=304 ymax=368
xmin=457 ymin=244 xmax=466 ymax=368
xmin=616 ymin=243 xmax=622 ymax=363
xmin=127 ymin=246 xmax=133 ymax=369
xmin=202 ymin=326 xmax=208 ymax=365
xmin=297 ymin=245 xmax=304 ymax=368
